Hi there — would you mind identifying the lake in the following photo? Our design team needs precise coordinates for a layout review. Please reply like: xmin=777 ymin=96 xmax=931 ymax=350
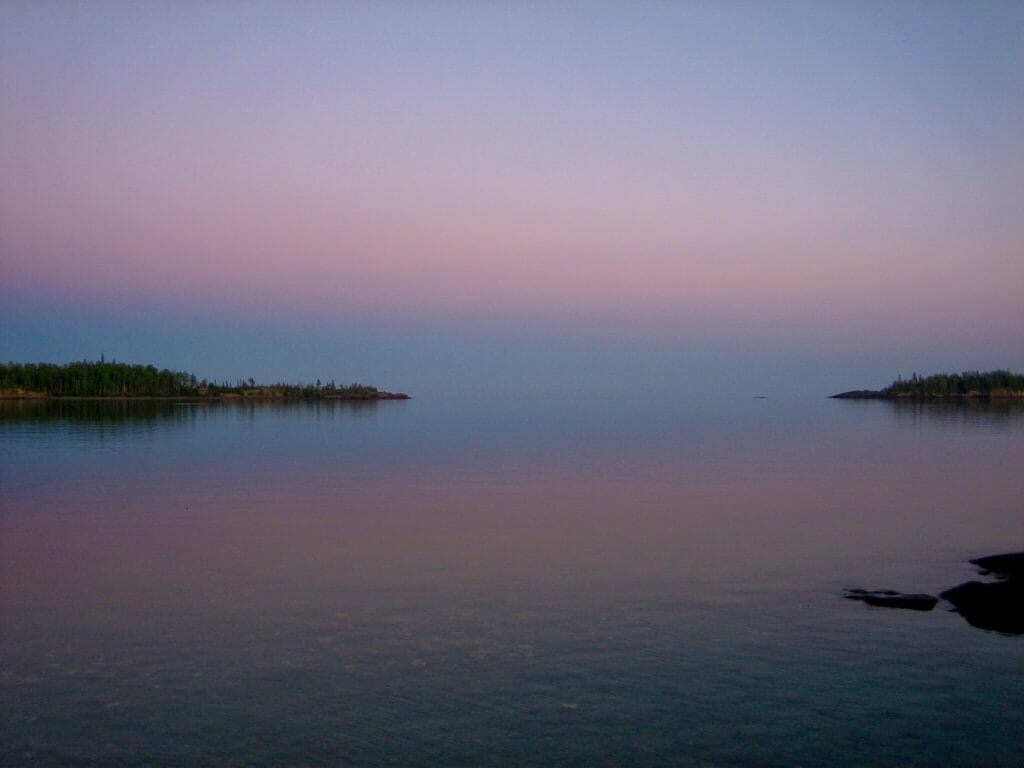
xmin=1 ymin=394 xmax=1021 ymax=766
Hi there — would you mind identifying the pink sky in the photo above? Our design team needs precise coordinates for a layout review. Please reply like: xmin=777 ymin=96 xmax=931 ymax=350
xmin=2 ymin=2 xmax=1022 ymax=387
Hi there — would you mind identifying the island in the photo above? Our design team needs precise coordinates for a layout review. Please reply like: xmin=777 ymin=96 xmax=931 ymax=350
xmin=831 ymin=370 xmax=1024 ymax=400
xmin=0 ymin=360 xmax=409 ymax=400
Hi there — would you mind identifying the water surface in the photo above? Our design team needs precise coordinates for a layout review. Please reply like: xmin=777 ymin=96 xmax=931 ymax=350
xmin=2 ymin=395 xmax=1022 ymax=766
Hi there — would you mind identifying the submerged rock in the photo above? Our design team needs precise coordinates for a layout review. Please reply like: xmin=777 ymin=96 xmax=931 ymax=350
xmin=843 ymin=589 xmax=938 ymax=611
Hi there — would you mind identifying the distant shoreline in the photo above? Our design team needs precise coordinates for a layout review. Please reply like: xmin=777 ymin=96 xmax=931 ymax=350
xmin=831 ymin=370 xmax=1024 ymax=400
xmin=0 ymin=361 xmax=409 ymax=401
xmin=830 ymin=390 xmax=1024 ymax=400
xmin=0 ymin=391 xmax=410 ymax=402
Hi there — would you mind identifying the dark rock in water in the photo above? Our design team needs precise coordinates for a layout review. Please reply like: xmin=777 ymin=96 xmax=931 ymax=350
xmin=969 ymin=552 xmax=1024 ymax=580
xmin=940 ymin=579 xmax=1024 ymax=636
xmin=841 ymin=551 xmax=1024 ymax=633
xmin=843 ymin=589 xmax=938 ymax=611
xmin=830 ymin=390 xmax=885 ymax=399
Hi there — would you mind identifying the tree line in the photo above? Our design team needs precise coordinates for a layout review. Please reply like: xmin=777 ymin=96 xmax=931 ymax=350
xmin=884 ymin=370 xmax=1024 ymax=397
xmin=0 ymin=360 xmax=380 ymax=398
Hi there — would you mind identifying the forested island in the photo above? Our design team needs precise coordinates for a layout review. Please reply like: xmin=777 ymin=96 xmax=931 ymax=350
xmin=832 ymin=370 xmax=1024 ymax=400
xmin=0 ymin=360 xmax=409 ymax=400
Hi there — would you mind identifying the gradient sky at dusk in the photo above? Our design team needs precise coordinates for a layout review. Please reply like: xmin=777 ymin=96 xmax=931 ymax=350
xmin=2 ymin=1 xmax=1022 ymax=395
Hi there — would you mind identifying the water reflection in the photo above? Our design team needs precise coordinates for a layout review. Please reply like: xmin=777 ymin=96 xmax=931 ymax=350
xmin=0 ymin=397 xmax=387 ymax=427
xmin=835 ymin=398 xmax=1024 ymax=429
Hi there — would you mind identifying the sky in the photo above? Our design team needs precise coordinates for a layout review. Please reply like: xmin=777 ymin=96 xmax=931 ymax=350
xmin=2 ymin=1 xmax=1022 ymax=396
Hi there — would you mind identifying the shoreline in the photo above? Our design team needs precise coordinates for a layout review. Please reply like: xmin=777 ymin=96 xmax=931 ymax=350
xmin=830 ymin=390 xmax=1024 ymax=400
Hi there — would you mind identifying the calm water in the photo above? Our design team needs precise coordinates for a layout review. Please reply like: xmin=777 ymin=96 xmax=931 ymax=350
xmin=1 ymin=394 xmax=1022 ymax=766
